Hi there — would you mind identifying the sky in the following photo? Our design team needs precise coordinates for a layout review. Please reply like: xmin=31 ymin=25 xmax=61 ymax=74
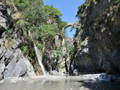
xmin=43 ymin=0 xmax=84 ymax=39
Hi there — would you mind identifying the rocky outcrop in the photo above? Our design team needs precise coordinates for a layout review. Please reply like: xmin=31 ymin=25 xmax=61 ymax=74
xmin=0 ymin=1 xmax=36 ymax=79
xmin=0 ymin=0 xmax=74 ymax=78
xmin=43 ymin=35 xmax=73 ymax=73
xmin=0 ymin=30 xmax=35 ymax=79
xmin=71 ymin=0 xmax=120 ymax=74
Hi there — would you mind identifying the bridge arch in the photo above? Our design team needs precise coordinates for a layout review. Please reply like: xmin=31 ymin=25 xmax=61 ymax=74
xmin=62 ymin=23 xmax=74 ymax=34
xmin=65 ymin=23 xmax=74 ymax=30
xmin=61 ymin=23 xmax=74 ymax=45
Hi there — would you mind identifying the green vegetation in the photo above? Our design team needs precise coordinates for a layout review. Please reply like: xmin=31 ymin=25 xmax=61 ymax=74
xmin=22 ymin=45 xmax=28 ymax=55
xmin=79 ymin=24 xmax=84 ymax=31
xmin=13 ymin=0 xmax=28 ymax=7
xmin=44 ymin=4 xmax=63 ymax=17
xmin=110 ymin=0 xmax=120 ymax=13
xmin=76 ymin=0 xmax=91 ymax=18
xmin=101 ymin=27 xmax=106 ymax=32
xmin=56 ymin=46 xmax=63 ymax=58
xmin=11 ymin=0 xmax=67 ymax=58
xmin=73 ymin=34 xmax=75 ymax=40
xmin=114 ymin=0 xmax=120 ymax=4
xmin=103 ymin=11 xmax=108 ymax=15
xmin=62 ymin=66 xmax=65 ymax=69
xmin=93 ymin=17 xmax=102 ymax=29
xmin=86 ymin=0 xmax=91 ymax=4
xmin=22 ymin=45 xmax=35 ymax=58
xmin=116 ymin=4 xmax=120 ymax=13
xmin=5 ymin=38 xmax=16 ymax=49
xmin=24 ymin=0 xmax=67 ymax=42
xmin=69 ymin=46 xmax=74 ymax=58
xmin=65 ymin=42 xmax=69 ymax=53
xmin=77 ymin=40 xmax=82 ymax=48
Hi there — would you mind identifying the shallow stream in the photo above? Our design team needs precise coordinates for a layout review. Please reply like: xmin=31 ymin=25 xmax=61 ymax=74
xmin=0 ymin=75 xmax=120 ymax=90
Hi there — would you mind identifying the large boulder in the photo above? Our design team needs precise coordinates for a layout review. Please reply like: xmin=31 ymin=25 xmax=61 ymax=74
xmin=3 ymin=49 xmax=27 ymax=78
xmin=50 ymin=70 xmax=59 ymax=75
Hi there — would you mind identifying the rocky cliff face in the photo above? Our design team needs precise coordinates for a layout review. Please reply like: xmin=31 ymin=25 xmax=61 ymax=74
xmin=0 ymin=0 xmax=74 ymax=79
xmin=71 ymin=0 xmax=120 ymax=75
xmin=43 ymin=35 xmax=73 ymax=73
xmin=0 ymin=1 xmax=36 ymax=79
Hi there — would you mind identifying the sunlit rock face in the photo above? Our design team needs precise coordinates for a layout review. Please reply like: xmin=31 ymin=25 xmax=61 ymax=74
xmin=0 ymin=1 xmax=13 ymax=32
xmin=71 ymin=0 xmax=120 ymax=74
xmin=0 ymin=1 xmax=36 ymax=79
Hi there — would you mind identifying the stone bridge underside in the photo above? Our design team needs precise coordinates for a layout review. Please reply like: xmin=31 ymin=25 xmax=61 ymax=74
xmin=65 ymin=23 xmax=74 ymax=29
xmin=62 ymin=23 xmax=74 ymax=33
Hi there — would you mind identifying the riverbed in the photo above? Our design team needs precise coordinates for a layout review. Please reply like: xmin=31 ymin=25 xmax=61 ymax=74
xmin=0 ymin=75 xmax=120 ymax=90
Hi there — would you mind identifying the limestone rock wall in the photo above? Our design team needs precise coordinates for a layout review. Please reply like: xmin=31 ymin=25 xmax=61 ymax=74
xmin=71 ymin=0 xmax=120 ymax=74
xmin=43 ymin=35 xmax=73 ymax=73
xmin=0 ymin=1 xmax=36 ymax=79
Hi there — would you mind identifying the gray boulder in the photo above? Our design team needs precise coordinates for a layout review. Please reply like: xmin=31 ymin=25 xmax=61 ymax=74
xmin=4 ymin=49 xmax=27 ymax=78
xmin=50 ymin=70 xmax=59 ymax=75
xmin=10 ymin=58 xmax=27 ymax=77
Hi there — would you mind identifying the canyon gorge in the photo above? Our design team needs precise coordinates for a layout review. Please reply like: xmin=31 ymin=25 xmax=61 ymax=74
xmin=0 ymin=0 xmax=120 ymax=90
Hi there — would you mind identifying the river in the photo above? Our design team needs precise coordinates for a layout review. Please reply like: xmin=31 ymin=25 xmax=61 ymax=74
xmin=0 ymin=75 xmax=120 ymax=90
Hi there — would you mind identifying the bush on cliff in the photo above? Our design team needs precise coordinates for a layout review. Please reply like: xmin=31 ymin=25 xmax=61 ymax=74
xmin=23 ymin=0 xmax=67 ymax=41
xmin=13 ymin=0 xmax=67 ymax=57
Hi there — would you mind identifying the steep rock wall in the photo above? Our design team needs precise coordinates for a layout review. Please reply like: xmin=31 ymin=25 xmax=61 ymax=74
xmin=71 ymin=0 xmax=120 ymax=74
xmin=0 ymin=1 xmax=37 ymax=79
xmin=43 ymin=34 xmax=73 ymax=73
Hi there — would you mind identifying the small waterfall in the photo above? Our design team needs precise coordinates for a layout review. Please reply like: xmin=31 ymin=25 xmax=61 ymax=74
xmin=28 ymin=31 xmax=47 ymax=75
xmin=34 ymin=44 xmax=47 ymax=75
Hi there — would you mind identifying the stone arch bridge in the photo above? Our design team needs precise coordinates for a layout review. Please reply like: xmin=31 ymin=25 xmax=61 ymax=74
xmin=62 ymin=23 xmax=74 ymax=33
xmin=61 ymin=23 xmax=74 ymax=45
xmin=65 ymin=23 xmax=74 ymax=30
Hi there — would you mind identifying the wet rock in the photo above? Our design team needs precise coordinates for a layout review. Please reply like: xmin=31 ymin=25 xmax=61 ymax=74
xmin=83 ymin=73 xmax=119 ymax=82
xmin=50 ymin=70 xmax=59 ymax=75
xmin=73 ymin=69 xmax=79 ymax=76
xmin=116 ymin=77 xmax=120 ymax=83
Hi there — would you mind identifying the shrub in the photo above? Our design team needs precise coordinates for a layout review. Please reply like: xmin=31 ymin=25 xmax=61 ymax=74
xmin=77 ymin=40 xmax=82 ymax=48
xmin=56 ymin=46 xmax=63 ymax=58
xmin=93 ymin=17 xmax=101 ymax=29
xmin=13 ymin=0 xmax=68 ymax=59
xmin=5 ymin=38 xmax=16 ymax=49
xmin=115 ymin=0 xmax=120 ymax=4
xmin=44 ymin=4 xmax=63 ymax=17
xmin=23 ymin=0 xmax=67 ymax=43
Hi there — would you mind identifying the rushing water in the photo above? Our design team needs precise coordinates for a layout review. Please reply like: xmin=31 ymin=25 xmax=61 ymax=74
xmin=34 ymin=44 xmax=47 ymax=75
xmin=0 ymin=76 xmax=120 ymax=90
xmin=28 ymin=31 xmax=47 ymax=75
